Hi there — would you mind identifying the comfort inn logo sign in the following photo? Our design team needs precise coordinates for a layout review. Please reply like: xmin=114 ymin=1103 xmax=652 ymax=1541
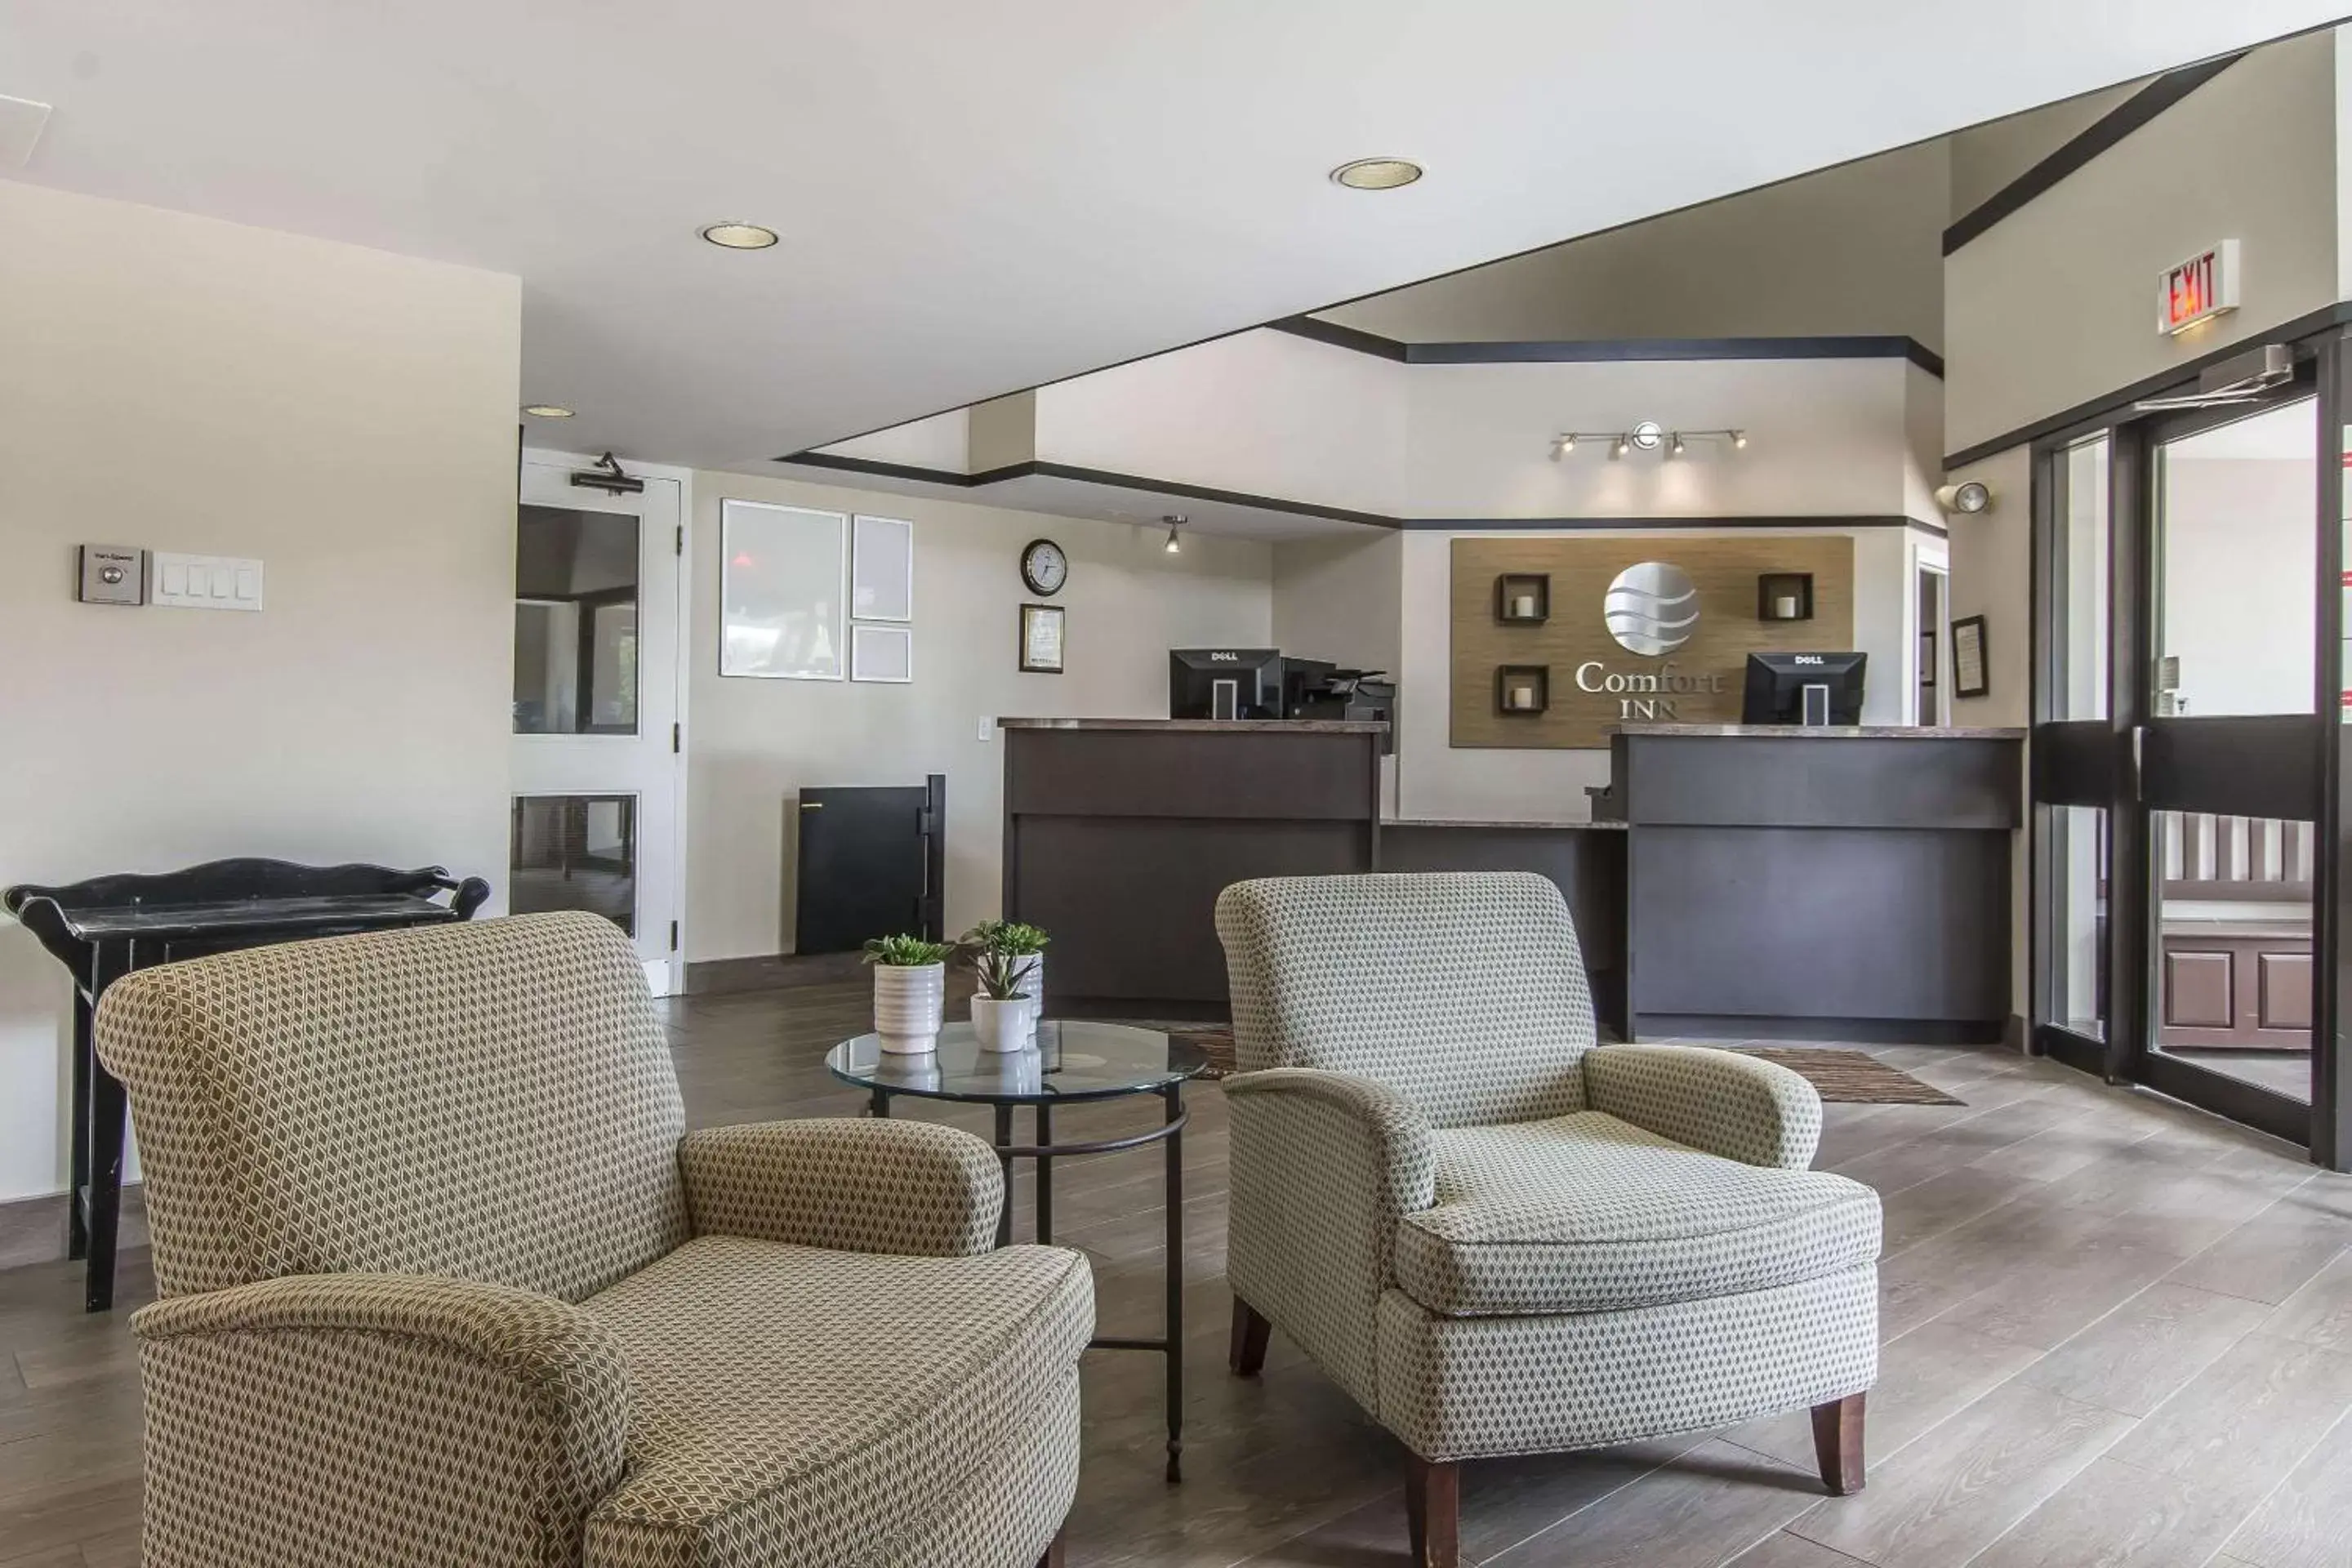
xmin=1450 ymin=534 xmax=1851 ymax=751
xmin=1580 ymin=560 xmax=1726 ymax=720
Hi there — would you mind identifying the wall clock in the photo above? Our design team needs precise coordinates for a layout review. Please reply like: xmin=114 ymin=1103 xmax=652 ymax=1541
xmin=1020 ymin=538 xmax=1068 ymax=597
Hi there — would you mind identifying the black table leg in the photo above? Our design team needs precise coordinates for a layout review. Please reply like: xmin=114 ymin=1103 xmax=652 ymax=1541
xmin=82 ymin=942 xmax=133 ymax=1314
xmin=994 ymin=1103 xmax=1015 ymax=1249
xmin=65 ymin=987 xmax=92 ymax=1262
xmin=1036 ymin=1103 xmax=1054 ymax=1245
xmin=868 ymin=1089 xmax=891 ymax=1119
xmin=1163 ymin=1082 xmax=1184 ymax=1483
xmin=84 ymin=1062 xmax=128 ymax=1313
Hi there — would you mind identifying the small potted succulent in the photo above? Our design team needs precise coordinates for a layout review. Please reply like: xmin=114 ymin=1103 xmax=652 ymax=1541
xmin=862 ymin=933 xmax=958 ymax=1054
xmin=962 ymin=920 xmax=1049 ymax=1040
xmin=967 ymin=947 xmax=1038 ymax=1053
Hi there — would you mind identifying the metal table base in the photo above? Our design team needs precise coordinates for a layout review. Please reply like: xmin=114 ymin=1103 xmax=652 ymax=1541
xmin=869 ymin=1084 xmax=1188 ymax=1482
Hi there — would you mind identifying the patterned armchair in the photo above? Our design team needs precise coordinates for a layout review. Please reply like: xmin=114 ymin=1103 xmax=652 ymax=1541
xmin=96 ymin=911 xmax=1091 ymax=1568
xmin=1215 ymin=873 xmax=1879 ymax=1568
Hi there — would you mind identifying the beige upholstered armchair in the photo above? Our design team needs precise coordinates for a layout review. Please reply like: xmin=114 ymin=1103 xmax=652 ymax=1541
xmin=96 ymin=911 xmax=1091 ymax=1568
xmin=1215 ymin=873 xmax=1880 ymax=1568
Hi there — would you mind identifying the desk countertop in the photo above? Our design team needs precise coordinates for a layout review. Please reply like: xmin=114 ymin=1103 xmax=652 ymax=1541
xmin=997 ymin=716 xmax=1389 ymax=734
xmin=1383 ymin=817 xmax=1628 ymax=832
xmin=1610 ymin=723 xmax=2026 ymax=741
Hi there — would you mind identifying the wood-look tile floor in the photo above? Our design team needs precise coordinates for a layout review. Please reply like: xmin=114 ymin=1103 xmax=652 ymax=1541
xmin=8 ymin=982 xmax=2352 ymax=1568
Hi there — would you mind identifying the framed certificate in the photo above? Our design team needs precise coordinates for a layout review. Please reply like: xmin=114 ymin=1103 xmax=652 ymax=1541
xmin=1950 ymin=613 xmax=1989 ymax=699
xmin=1018 ymin=603 xmax=1065 ymax=674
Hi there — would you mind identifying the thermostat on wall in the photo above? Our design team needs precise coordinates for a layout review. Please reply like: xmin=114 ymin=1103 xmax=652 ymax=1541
xmin=77 ymin=545 xmax=148 ymax=606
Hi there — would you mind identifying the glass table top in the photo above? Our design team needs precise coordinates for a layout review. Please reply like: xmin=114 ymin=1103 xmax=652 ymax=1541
xmin=826 ymin=1020 xmax=1211 ymax=1104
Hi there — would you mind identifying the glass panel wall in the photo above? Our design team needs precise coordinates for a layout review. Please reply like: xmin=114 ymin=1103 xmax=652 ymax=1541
xmin=2059 ymin=436 xmax=2110 ymax=720
xmin=510 ymin=794 xmax=638 ymax=935
xmin=2152 ymin=399 xmax=2317 ymax=718
xmin=514 ymin=506 xmax=641 ymax=735
xmin=2149 ymin=810 xmax=2314 ymax=1103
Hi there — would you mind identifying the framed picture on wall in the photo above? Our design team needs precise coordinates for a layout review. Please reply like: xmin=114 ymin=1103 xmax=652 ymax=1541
xmin=1018 ymin=603 xmax=1065 ymax=674
xmin=1950 ymin=614 xmax=1989 ymax=699
xmin=719 ymin=499 xmax=846 ymax=679
xmin=849 ymin=622 xmax=912 ymax=684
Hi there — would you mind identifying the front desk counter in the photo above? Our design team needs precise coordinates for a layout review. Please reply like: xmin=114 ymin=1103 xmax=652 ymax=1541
xmin=1593 ymin=723 xmax=2025 ymax=1043
xmin=998 ymin=717 xmax=2021 ymax=1045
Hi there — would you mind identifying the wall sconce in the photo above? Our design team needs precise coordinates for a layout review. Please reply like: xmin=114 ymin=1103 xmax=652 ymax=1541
xmin=1549 ymin=422 xmax=1747 ymax=461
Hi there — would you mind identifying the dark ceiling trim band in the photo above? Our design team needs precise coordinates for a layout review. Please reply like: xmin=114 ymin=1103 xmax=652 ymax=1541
xmin=1942 ymin=53 xmax=2244 ymax=256
xmin=1942 ymin=300 xmax=2352 ymax=470
xmin=1266 ymin=318 xmax=1944 ymax=378
xmin=776 ymin=449 xmax=1947 ymax=537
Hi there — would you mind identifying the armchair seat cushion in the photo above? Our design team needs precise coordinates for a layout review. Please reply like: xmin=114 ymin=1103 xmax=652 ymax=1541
xmin=1392 ymin=1111 xmax=1880 ymax=1317
xmin=579 ymin=1235 xmax=1093 ymax=1568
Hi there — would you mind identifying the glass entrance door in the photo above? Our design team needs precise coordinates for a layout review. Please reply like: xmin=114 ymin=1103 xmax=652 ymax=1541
xmin=2140 ymin=399 xmax=2320 ymax=1130
xmin=2033 ymin=376 xmax=2332 ymax=1152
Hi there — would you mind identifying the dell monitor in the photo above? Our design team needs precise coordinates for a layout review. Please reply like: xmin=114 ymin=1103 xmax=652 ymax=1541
xmin=1169 ymin=648 xmax=1283 ymax=719
xmin=1742 ymin=652 xmax=1867 ymax=726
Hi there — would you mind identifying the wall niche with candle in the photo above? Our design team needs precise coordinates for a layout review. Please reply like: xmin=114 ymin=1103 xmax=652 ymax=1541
xmin=1757 ymin=572 xmax=1815 ymax=623
xmin=1494 ymin=572 xmax=1551 ymax=626
xmin=1495 ymin=664 xmax=1550 ymax=716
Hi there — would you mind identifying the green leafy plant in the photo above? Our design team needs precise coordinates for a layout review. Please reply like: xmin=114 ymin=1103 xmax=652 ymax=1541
xmin=969 ymin=947 xmax=1036 ymax=1001
xmin=960 ymin=920 xmax=1050 ymax=956
xmin=862 ymin=934 xmax=958 ymax=967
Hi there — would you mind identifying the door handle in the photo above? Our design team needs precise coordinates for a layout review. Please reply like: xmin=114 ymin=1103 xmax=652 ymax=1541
xmin=2127 ymin=725 xmax=2145 ymax=804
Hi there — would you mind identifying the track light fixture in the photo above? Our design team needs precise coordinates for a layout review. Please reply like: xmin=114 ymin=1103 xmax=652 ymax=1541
xmin=1162 ymin=514 xmax=1186 ymax=554
xmin=1552 ymin=424 xmax=1748 ymax=461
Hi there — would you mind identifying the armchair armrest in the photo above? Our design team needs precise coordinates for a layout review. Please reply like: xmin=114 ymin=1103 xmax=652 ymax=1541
xmin=1584 ymin=1045 xmax=1823 ymax=1169
xmin=131 ymin=1273 xmax=630 ymax=1566
xmin=681 ymin=1116 xmax=1004 ymax=1257
xmin=1222 ymin=1068 xmax=1436 ymax=1410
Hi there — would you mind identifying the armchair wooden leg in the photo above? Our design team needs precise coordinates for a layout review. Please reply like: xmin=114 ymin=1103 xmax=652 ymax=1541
xmin=1404 ymin=1454 xmax=1460 ymax=1568
xmin=1811 ymin=1392 xmax=1867 ymax=1496
xmin=1036 ymin=1521 xmax=1067 ymax=1568
xmin=1228 ymin=1297 xmax=1271 ymax=1376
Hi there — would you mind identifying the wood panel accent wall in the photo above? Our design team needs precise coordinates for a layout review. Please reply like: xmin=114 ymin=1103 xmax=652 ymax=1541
xmin=1451 ymin=536 xmax=1855 ymax=749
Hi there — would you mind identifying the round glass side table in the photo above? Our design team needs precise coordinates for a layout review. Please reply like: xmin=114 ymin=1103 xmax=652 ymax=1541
xmin=826 ymin=1019 xmax=1209 ymax=1481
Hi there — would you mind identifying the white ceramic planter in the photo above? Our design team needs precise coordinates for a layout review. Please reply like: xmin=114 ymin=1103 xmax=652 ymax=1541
xmin=1013 ymin=954 xmax=1045 ymax=1041
xmin=873 ymin=962 xmax=945 ymax=1054
xmin=971 ymin=995 xmax=1031 ymax=1053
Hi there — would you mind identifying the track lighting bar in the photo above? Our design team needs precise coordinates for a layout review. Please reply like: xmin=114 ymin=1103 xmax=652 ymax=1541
xmin=1548 ymin=425 xmax=1748 ymax=461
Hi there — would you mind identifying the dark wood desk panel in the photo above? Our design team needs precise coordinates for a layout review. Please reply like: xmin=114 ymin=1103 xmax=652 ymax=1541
xmin=1610 ymin=728 xmax=2023 ymax=831
xmin=1628 ymin=825 xmax=2009 ymax=1027
xmin=1001 ymin=722 xmax=1385 ymax=1018
xmin=1011 ymin=816 xmax=1368 ymax=1013
xmin=1005 ymin=724 xmax=1379 ymax=822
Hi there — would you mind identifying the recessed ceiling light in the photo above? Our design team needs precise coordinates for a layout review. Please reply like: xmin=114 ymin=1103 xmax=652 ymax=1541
xmin=1330 ymin=158 xmax=1423 ymax=191
xmin=701 ymin=221 xmax=779 ymax=250
xmin=521 ymin=403 xmax=576 ymax=418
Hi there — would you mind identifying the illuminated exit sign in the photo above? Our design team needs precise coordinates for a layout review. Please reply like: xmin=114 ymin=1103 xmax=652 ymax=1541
xmin=2158 ymin=241 xmax=2239 ymax=336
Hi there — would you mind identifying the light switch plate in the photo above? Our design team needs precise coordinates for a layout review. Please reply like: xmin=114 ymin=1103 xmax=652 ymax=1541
xmin=78 ymin=545 xmax=148 ymax=606
xmin=151 ymin=552 xmax=264 ymax=612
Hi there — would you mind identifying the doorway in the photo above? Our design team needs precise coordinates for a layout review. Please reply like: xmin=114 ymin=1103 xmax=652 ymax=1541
xmin=512 ymin=451 xmax=687 ymax=992
xmin=2031 ymin=350 xmax=2341 ymax=1160
xmin=1914 ymin=557 xmax=1949 ymax=727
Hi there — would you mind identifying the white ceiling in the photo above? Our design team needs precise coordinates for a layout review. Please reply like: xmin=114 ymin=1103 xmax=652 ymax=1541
xmin=3 ymin=2 xmax=2339 ymax=473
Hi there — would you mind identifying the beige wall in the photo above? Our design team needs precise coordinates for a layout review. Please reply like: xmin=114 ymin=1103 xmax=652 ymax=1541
xmin=1947 ymin=80 xmax=2146 ymax=220
xmin=1317 ymin=141 xmax=1950 ymax=352
xmin=1944 ymin=33 xmax=2340 ymax=455
xmin=684 ymin=471 xmax=1272 ymax=962
xmin=0 ymin=180 xmax=521 ymax=1202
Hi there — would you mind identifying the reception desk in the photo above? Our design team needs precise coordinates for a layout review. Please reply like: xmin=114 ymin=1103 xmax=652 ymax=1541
xmin=1597 ymin=724 xmax=2023 ymax=1042
xmin=999 ymin=719 xmax=1386 ymax=1017
xmin=999 ymin=717 xmax=2020 ymax=1043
